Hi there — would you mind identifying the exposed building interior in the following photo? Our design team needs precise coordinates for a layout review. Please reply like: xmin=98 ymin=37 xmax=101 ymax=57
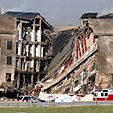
xmin=0 ymin=11 xmax=53 ymax=96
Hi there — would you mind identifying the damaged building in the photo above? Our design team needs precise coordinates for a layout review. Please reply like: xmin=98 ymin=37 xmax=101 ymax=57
xmin=1 ymin=11 xmax=113 ymax=97
xmin=42 ymin=13 xmax=113 ymax=96
xmin=0 ymin=11 xmax=53 ymax=96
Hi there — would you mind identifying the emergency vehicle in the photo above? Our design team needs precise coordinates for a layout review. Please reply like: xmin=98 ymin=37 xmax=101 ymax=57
xmin=17 ymin=95 xmax=33 ymax=102
xmin=93 ymin=89 xmax=113 ymax=101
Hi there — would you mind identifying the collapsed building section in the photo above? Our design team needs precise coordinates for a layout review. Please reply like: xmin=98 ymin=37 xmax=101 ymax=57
xmin=83 ymin=13 xmax=113 ymax=89
xmin=42 ymin=13 xmax=113 ymax=95
xmin=0 ymin=11 xmax=53 ymax=95
xmin=42 ymin=25 xmax=97 ymax=95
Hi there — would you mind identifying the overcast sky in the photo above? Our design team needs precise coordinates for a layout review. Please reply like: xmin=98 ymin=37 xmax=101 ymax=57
xmin=0 ymin=0 xmax=112 ymax=26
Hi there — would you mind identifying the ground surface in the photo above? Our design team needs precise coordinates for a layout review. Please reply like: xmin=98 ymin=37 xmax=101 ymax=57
xmin=0 ymin=106 xmax=113 ymax=113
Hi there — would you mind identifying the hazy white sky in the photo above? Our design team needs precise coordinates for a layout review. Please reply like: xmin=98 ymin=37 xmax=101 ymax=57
xmin=0 ymin=0 xmax=112 ymax=25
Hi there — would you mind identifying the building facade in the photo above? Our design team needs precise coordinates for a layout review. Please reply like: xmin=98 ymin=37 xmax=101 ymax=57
xmin=0 ymin=16 xmax=16 ymax=94
xmin=0 ymin=11 xmax=53 ymax=95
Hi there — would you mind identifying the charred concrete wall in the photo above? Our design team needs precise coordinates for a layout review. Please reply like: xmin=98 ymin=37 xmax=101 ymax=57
xmin=95 ymin=36 xmax=113 ymax=88
xmin=88 ymin=19 xmax=113 ymax=88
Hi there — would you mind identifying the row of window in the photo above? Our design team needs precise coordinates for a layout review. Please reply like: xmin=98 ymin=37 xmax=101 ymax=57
xmin=6 ymin=41 xmax=12 ymax=65
xmin=0 ymin=40 xmax=13 ymax=82
xmin=6 ymin=41 xmax=12 ymax=81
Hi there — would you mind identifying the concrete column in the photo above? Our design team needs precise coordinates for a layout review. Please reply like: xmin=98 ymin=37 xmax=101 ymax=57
xmin=30 ymin=19 xmax=36 ymax=42
xmin=31 ymin=73 xmax=34 ymax=86
xmin=39 ymin=19 xmax=42 ymax=58
xmin=17 ymin=22 xmax=22 ymax=88
xmin=41 ymin=47 xmax=43 ymax=57
xmin=18 ymin=22 xmax=22 ymax=41
xmin=31 ymin=20 xmax=36 ymax=85
xmin=18 ymin=44 xmax=21 ymax=55
xmin=26 ymin=45 xmax=29 ymax=56
xmin=36 ymin=30 xmax=41 ymax=57
xmin=17 ymin=73 xmax=20 ymax=89
xmin=31 ymin=45 xmax=33 ymax=57
xmin=17 ymin=59 xmax=21 ymax=88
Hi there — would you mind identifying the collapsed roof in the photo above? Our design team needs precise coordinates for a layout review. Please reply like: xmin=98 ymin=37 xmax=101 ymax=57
xmin=3 ymin=11 xmax=39 ymax=21
xmin=49 ymin=28 xmax=81 ymax=71
xmin=52 ymin=29 xmax=75 ymax=56
xmin=0 ymin=11 xmax=53 ymax=30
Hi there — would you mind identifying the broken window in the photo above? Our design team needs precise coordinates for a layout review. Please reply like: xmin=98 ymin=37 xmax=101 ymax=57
xmin=7 ymin=41 xmax=12 ymax=50
xmin=7 ymin=56 xmax=12 ymax=65
xmin=6 ymin=73 xmax=11 ymax=82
